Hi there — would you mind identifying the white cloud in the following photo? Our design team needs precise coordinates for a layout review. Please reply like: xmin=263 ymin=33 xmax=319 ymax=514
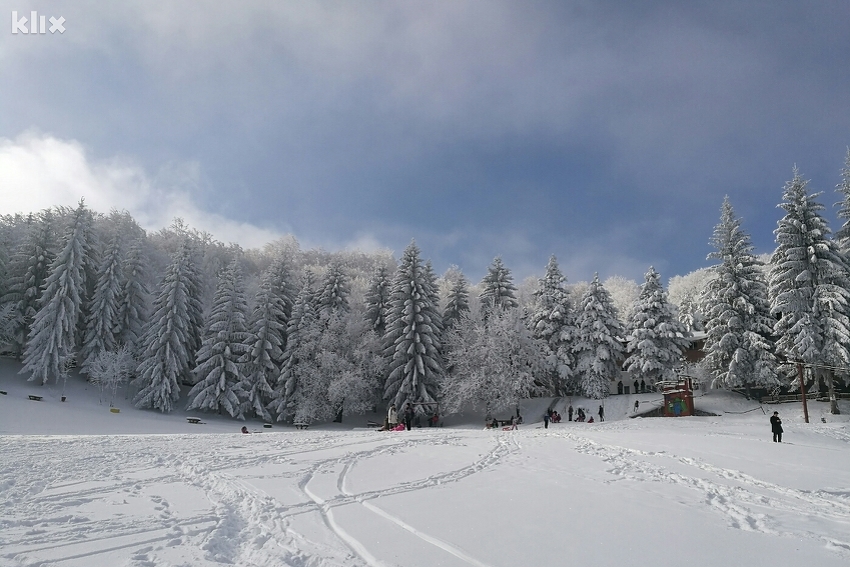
xmin=0 ymin=131 xmax=284 ymax=248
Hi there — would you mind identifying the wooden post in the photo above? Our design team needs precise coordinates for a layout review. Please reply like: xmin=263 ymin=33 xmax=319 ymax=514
xmin=797 ymin=363 xmax=809 ymax=424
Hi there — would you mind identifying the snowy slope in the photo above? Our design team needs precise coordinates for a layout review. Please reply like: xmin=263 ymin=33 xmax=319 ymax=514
xmin=2 ymin=362 xmax=850 ymax=567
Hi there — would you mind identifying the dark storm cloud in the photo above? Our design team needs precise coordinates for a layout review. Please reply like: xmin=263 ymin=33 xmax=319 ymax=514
xmin=1 ymin=0 xmax=848 ymax=282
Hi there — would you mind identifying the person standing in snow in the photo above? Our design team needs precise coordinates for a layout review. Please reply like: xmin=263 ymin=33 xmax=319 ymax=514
xmin=543 ymin=412 xmax=550 ymax=429
xmin=634 ymin=400 xmax=640 ymax=413
xmin=598 ymin=405 xmax=604 ymax=422
xmin=770 ymin=411 xmax=783 ymax=442
xmin=387 ymin=404 xmax=398 ymax=429
xmin=404 ymin=403 xmax=415 ymax=431
xmin=568 ymin=405 xmax=573 ymax=421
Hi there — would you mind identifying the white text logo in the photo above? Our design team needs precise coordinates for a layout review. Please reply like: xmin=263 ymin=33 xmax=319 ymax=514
xmin=11 ymin=11 xmax=65 ymax=34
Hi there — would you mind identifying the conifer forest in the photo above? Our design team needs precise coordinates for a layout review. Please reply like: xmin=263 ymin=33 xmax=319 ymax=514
xmin=3 ymin=151 xmax=850 ymax=421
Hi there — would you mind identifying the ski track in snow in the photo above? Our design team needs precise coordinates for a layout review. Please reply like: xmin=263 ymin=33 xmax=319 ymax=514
xmin=551 ymin=429 xmax=850 ymax=555
xmin=0 ymin=431 xmax=517 ymax=566
xmin=2 ymin=425 xmax=849 ymax=565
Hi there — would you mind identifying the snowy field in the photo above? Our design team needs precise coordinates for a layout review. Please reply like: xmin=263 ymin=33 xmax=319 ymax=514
xmin=2 ymin=365 xmax=850 ymax=567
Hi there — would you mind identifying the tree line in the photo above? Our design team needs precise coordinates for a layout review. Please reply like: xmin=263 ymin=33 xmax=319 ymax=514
xmin=1 ymin=150 xmax=848 ymax=420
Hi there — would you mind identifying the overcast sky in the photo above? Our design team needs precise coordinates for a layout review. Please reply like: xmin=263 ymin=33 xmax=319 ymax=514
xmin=1 ymin=1 xmax=848 ymax=284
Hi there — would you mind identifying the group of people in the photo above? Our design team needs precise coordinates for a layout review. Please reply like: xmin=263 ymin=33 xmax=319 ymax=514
xmin=383 ymin=403 xmax=439 ymax=431
xmin=540 ymin=405 xmax=605 ymax=427
xmin=486 ymin=414 xmax=522 ymax=429
xmin=564 ymin=405 xmax=604 ymax=423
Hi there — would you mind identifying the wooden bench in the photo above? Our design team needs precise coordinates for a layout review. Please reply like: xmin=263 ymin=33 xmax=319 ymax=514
xmin=186 ymin=417 xmax=203 ymax=424
xmin=294 ymin=422 xmax=309 ymax=430
xmin=263 ymin=423 xmax=273 ymax=429
xmin=28 ymin=395 xmax=43 ymax=401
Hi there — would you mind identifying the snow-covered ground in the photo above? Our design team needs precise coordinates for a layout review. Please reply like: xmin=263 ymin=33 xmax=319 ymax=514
xmin=2 ymin=363 xmax=850 ymax=567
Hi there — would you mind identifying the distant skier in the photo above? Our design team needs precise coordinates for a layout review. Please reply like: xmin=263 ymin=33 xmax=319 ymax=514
xmin=770 ymin=411 xmax=783 ymax=442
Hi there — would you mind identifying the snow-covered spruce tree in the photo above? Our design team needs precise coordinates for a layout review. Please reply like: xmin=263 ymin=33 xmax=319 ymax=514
xmin=624 ymin=267 xmax=690 ymax=386
xmin=186 ymin=260 xmax=250 ymax=418
xmin=701 ymin=197 xmax=778 ymax=396
xmin=239 ymin=266 xmax=288 ymax=421
xmin=269 ymin=274 xmax=328 ymax=423
xmin=265 ymin=255 xmax=296 ymax=322
xmin=115 ymin=238 xmax=150 ymax=352
xmin=442 ymin=308 xmax=546 ymax=416
xmin=528 ymin=255 xmax=578 ymax=395
xmin=184 ymin=243 xmax=206 ymax=373
xmin=574 ymin=274 xmax=626 ymax=399
xmin=0 ymin=212 xmax=56 ymax=358
xmin=383 ymin=242 xmax=442 ymax=413
xmin=834 ymin=148 xmax=850 ymax=252
xmin=770 ymin=169 xmax=850 ymax=414
xmin=442 ymin=270 xmax=470 ymax=330
xmin=318 ymin=262 xmax=350 ymax=315
xmin=479 ymin=257 xmax=518 ymax=314
xmin=80 ymin=233 xmax=125 ymax=376
xmin=132 ymin=242 xmax=203 ymax=412
xmin=364 ymin=264 xmax=392 ymax=337
xmin=21 ymin=201 xmax=95 ymax=384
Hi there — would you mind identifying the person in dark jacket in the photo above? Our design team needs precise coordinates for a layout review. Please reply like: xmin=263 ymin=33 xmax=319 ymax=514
xmin=598 ymin=405 xmax=605 ymax=422
xmin=404 ymin=403 xmax=415 ymax=431
xmin=568 ymin=405 xmax=574 ymax=421
xmin=770 ymin=411 xmax=783 ymax=442
xmin=543 ymin=412 xmax=550 ymax=429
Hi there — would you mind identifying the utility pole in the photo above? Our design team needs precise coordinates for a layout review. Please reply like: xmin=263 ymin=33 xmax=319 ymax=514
xmin=797 ymin=363 xmax=809 ymax=424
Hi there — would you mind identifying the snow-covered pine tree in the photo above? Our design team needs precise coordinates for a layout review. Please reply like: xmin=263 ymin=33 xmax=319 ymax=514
xmin=574 ymin=274 xmax=625 ymax=399
xmin=701 ymin=197 xmax=778 ymax=395
xmin=184 ymin=243 xmax=206 ymax=373
xmin=442 ymin=270 xmax=470 ymax=329
xmin=383 ymin=242 xmax=442 ymax=413
xmin=239 ymin=264 xmax=288 ymax=421
xmin=115 ymin=238 xmax=150 ymax=352
xmin=442 ymin=308 xmax=546 ymax=416
xmin=80 ymin=233 xmax=125 ymax=376
xmin=0 ymin=211 xmax=56 ymax=358
xmin=132 ymin=241 xmax=203 ymax=412
xmin=186 ymin=259 xmax=250 ymax=418
xmin=770 ymin=169 xmax=850 ymax=414
xmin=528 ymin=255 xmax=577 ymax=395
xmin=479 ymin=257 xmax=518 ymax=313
xmin=834 ymin=148 xmax=850 ymax=252
xmin=21 ymin=201 xmax=95 ymax=384
xmin=256 ymin=255 xmax=296 ymax=357
xmin=364 ymin=265 xmax=392 ymax=337
xmin=624 ymin=267 xmax=690 ymax=386
xmin=269 ymin=273 xmax=327 ymax=423
xmin=318 ymin=263 xmax=350 ymax=314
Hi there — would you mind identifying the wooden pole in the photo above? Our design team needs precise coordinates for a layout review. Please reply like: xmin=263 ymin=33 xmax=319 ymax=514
xmin=797 ymin=363 xmax=809 ymax=424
